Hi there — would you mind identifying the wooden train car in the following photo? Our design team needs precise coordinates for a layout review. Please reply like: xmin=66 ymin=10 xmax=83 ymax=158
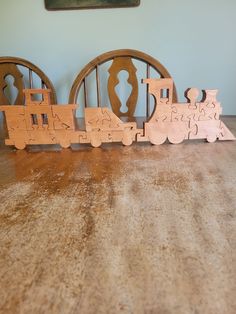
xmin=0 ymin=89 xmax=78 ymax=149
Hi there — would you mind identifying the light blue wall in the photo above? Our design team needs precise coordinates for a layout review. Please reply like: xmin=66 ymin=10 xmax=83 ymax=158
xmin=0 ymin=0 xmax=236 ymax=114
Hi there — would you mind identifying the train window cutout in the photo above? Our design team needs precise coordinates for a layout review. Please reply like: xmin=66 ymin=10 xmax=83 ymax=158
xmin=0 ymin=78 xmax=235 ymax=149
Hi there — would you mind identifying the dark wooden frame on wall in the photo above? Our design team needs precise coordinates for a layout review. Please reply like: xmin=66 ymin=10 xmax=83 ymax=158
xmin=45 ymin=0 xmax=140 ymax=10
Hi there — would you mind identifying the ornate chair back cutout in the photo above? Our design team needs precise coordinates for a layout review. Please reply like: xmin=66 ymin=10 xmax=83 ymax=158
xmin=69 ymin=49 xmax=178 ymax=119
xmin=0 ymin=57 xmax=56 ymax=106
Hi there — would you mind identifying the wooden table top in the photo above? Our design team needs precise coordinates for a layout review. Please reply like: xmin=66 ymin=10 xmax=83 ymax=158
xmin=0 ymin=116 xmax=236 ymax=314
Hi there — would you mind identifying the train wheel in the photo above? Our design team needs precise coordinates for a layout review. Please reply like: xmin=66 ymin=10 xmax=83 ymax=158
xmin=91 ymin=137 xmax=102 ymax=148
xmin=60 ymin=140 xmax=71 ymax=149
xmin=168 ymin=133 xmax=185 ymax=144
xmin=149 ymin=134 xmax=167 ymax=145
xmin=14 ymin=140 xmax=26 ymax=150
xmin=122 ymin=133 xmax=133 ymax=146
xmin=206 ymin=135 xmax=217 ymax=143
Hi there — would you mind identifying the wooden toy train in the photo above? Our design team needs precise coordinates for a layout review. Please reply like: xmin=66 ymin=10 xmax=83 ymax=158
xmin=0 ymin=78 xmax=235 ymax=149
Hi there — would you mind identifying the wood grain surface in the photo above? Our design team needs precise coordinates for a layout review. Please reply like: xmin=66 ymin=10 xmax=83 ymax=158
xmin=0 ymin=117 xmax=235 ymax=314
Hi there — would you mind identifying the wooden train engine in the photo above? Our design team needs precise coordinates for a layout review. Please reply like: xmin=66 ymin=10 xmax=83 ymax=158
xmin=137 ymin=78 xmax=235 ymax=144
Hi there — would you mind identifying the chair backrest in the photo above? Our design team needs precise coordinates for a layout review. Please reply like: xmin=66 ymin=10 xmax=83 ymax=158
xmin=69 ymin=49 xmax=177 ymax=119
xmin=0 ymin=57 xmax=57 ymax=106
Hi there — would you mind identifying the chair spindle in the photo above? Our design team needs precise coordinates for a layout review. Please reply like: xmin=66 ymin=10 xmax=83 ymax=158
xmin=84 ymin=78 xmax=88 ymax=107
xmin=29 ymin=69 xmax=33 ymax=88
xmin=146 ymin=63 xmax=150 ymax=117
xmin=96 ymin=65 xmax=101 ymax=107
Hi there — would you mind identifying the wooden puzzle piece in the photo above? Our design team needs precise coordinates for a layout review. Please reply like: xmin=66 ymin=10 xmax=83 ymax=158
xmin=218 ymin=121 xmax=236 ymax=141
xmin=23 ymin=89 xmax=51 ymax=106
xmin=85 ymin=107 xmax=121 ymax=131
xmin=52 ymin=105 xmax=77 ymax=130
xmin=143 ymin=78 xmax=173 ymax=105
xmin=171 ymin=104 xmax=194 ymax=122
xmin=143 ymin=120 xmax=190 ymax=145
xmin=203 ymin=89 xmax=218 ymax=107
xmin=188 ymin=120 xmax=221 ymax=142
xmin=0 ymin=106 xmax=26 ymax=131
xmin=84 ymin=107 xmax=137 ymax=147
xmin=77 ymin=132 xmax=90 ymax=144
xmin=186 ymin=87 xmax=199 ymax=109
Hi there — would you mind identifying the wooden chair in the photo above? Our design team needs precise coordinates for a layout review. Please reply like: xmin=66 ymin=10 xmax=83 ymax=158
xmin=0 ymin=56 xmax=56 ymax=106
xmin=69 ymin=49 xmax=178 ymax=120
